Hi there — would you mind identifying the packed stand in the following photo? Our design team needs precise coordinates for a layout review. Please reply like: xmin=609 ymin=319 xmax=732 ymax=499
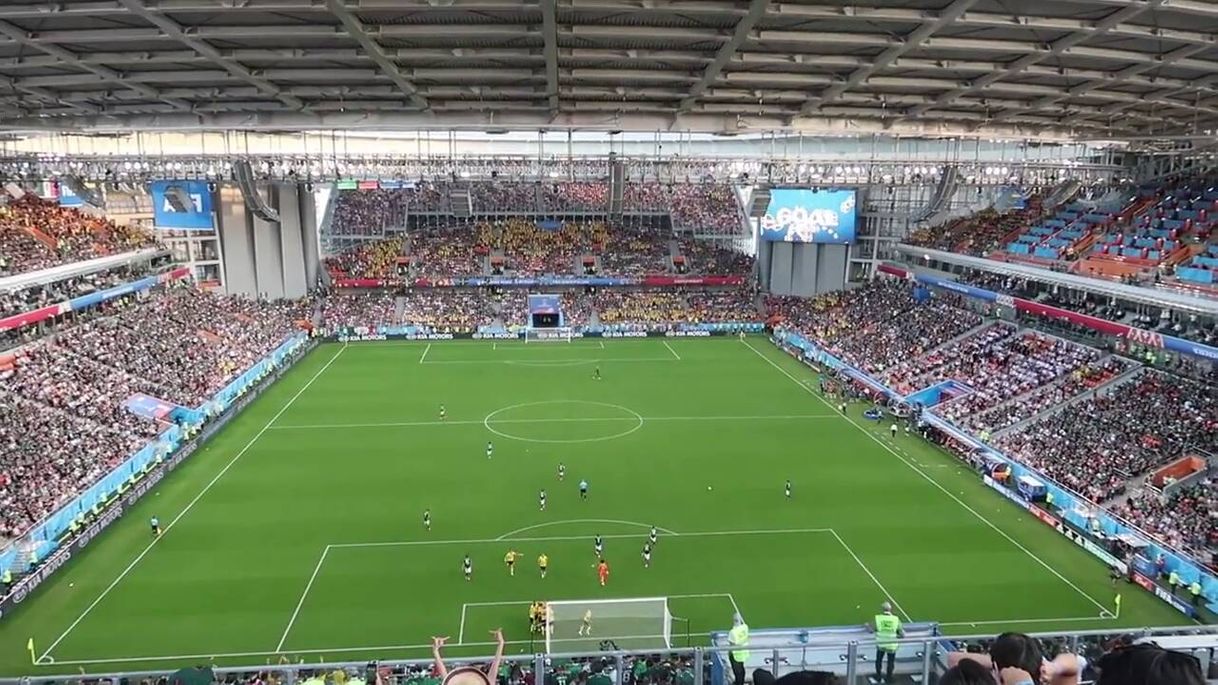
xmin=622 ymin=182 xmax=668 ymax=212
xmin=0 ymin=285 xmax=310 ymax=540
xmin=58 ymin=287 xmax=309 ymax=407
xmin=966 ymin=355 xmax=1132 ymax=434
xmin=330 ymin=185 xmax=450 ymax=235
xmin=676 ymin=238 xmax=753 ymax=275
xmin=541 ymin=182 xmax=608 ymax=213
xmin=767 ymin=281 xmax=984 ymax=375
xmin=994 ymin=371 xmax=1218 ymax=502
xmin=906 ymin=200 xmax=1041 ymax=256
xmin=596 ymin=291 xmax=690 ymax=325
xmin=668 ymin=184 xmax=743 ymax=234
xmin=1116 ymin=483 xmax=1218 ymax=555
xmin=399 ymin=290 xmax=495 ymax=332
xmin=325 ymin=237 xmax=407 ymax=282
xmin=0 ymin=265 xmax=156 ymax=319
xmin=0 ymin=197 xmax=159 ymax=277
xmin=471 ymin=182 xmax=538 ymax=214
xmin=686 ymin=288 xmax=760 ymax=323
xmin=322 ymin=293 xmax=399 ymax=329
xmin=885 ymin=327 xmax=1108 ymax=427
xmin=410 ymin=224 xmax=482 ymax=279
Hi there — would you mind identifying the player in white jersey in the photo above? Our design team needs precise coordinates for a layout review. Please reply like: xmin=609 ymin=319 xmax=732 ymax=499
xmin=642 ymin=542 xmax=652 ymax=568
xmin=539 ymin=489 xmax=547 ymax=511
xmin=463 ymin=554 xmax=473 ymax=581
xmin=649 ymin=526 xmax=658 ymax=546
xmin=486 ymin=441 xmax=494 ymax=458
xmin=785 ymin=480 xmax=792 ymax=499
xmin=594 ymin=534 xmax=603 ymax=557
xmin=439 ymin=404 xmax=446 ymax=421
xmin=423 ymin=509 xmax=431 ymax=531
xmin=558 ymin=463 xmax=566 ymax=481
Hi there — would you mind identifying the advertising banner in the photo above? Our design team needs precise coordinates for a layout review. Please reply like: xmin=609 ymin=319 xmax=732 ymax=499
xmin=759 ymin=189 xmax=857 ymax=244
xmin=150 ymin=180 xmax=215 ymax=231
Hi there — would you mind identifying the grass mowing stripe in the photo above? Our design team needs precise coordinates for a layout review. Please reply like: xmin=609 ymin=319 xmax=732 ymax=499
xmin=739 ymin=338 xmax=1112 ymax=615
xmin=269 ymin=414 xmax=838 ymax=430
xmin=39 ymin=343 xmax=350 ymax=663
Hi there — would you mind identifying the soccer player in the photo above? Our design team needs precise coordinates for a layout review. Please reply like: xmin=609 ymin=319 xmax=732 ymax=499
xmin=596 ymin=558 xmax=609 ymax=586
xmin=504 ymin=549 xmax=520 ymax=576
xmin=579 ymin=479 xmax=589 ymax=500
xmin=150 ymin=516 xmax=160 ymax=537
xmin=439 ymin=404 xmax=447 ymax=421
xmin=578 ymin=609 xmax=593 ymax=636
xmin=593 ymin=366 xmax=602 ymax=381
xmin=784 ymin=480 xmax=792 ymax=499
xmin=594 ymin=534 xmax=603 ymax=557
xmin=649 ymin=526 xmax=658 ymax=546
xmin=558 ymin=463 xmax=566 ymax=481
xmin=890 ymin=422 xmax=898 ymax=438
xmin=538 ymin=552 xmax=549 ymax=579
xmin=642 ymin=542 xmax=652 ymax=568
xmin=486 ymin=441 xmax=494 ymax=459
xmin=463 ymin=554 xmax=473 ymax=582
xmin=423 ymin=509 xmax=432 ymax=531
xmin=539 ymin=489 xmax=547 ymax=511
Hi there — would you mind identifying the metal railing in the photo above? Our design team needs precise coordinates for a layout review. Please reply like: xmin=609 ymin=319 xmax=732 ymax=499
xmin=13 ymin=625 xmax=1218 ymax=685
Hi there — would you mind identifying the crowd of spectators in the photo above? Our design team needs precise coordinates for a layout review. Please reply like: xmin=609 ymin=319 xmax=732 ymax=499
xmin=57 ymin=287 xmax=310 ymax=407
xmin=993 ymin=371 xmax=1217 ymax=502
xmin=906 ymin=199 xmax=1041 ymax=256
xmin=668 ymin=184 xmax=742 ymax=233
xmin=330 ymin=185 xmax=450 ymax=235
xmin=0 ymin=197 xmax=159 ymax=277
xmin=596 ymin=291 xmax=690 ymax=325
xmin=471 ymin=183 xmax=538 ymax=214
xmin=325 ymin=237 xmax=407 ymax=281
xmin=966 ymin=355 xmax=1132 ymax=434
xmin=541 ymin=182 xmax=608 ymax=213
xmin=767 ymin=281 xmax=984 ymax=375
xmin=0 ymin=284 xmax=310 ymax=540
xmin=686 ymin=288 xmax=759 ymax=323
xmin=1116 ymin=482 xmax=1218 ymax=555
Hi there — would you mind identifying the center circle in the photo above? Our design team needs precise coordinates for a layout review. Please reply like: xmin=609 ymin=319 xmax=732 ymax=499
xmin=482 ymin=400 xmax=644 ymax=444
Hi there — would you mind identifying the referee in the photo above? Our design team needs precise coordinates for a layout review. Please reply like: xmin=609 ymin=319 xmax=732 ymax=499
xmin=727 ymin=612 xmax=749 ymax=685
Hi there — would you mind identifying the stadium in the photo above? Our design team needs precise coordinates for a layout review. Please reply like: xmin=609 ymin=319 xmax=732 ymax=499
xmin=0 ymin=0 xmax=1216 ymax=684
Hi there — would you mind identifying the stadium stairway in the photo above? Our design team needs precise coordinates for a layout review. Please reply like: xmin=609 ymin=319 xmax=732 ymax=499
xmin=989 ymin=361 xmax=1147 ymax=439
xmin=393 ymin=294 xmax=407 ymax=323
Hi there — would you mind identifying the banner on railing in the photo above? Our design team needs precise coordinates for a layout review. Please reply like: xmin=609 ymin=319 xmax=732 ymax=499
xmin=0 ymin=267 xmax=191 ymax=334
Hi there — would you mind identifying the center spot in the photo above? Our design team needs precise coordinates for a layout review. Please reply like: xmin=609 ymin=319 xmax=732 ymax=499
xmin=482 ymin=400 xmax=644 ymax=444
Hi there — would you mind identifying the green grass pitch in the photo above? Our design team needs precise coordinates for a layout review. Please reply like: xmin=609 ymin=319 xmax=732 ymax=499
xmin=0 ymin=337 xmax=1186 ymax=675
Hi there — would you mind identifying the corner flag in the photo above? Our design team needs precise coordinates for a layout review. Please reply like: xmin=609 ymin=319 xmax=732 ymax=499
xmin=26 ymin=637 xmax=34 ymax=664
xmin=1115 ymin=593 xmax=1122 ymax=618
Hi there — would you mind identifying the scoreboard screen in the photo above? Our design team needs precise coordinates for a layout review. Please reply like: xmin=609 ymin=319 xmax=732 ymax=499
xmin=527 ymin=294 xmax=563 ymax=329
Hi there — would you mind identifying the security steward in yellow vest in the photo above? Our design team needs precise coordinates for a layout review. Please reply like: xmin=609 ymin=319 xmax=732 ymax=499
xmin=867 ymin=601 xmax=904 ymax=684
xmin=727 ymin=613 xmax=749 ymax=685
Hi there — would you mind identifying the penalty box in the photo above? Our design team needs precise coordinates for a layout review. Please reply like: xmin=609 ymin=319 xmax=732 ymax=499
xmin=278 ymin=528 xmax=894 ymax=653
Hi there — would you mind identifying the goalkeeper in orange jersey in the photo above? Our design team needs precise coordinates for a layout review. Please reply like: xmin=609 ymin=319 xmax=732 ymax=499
xmin=597 ymin=558 xmax=610 ymax=587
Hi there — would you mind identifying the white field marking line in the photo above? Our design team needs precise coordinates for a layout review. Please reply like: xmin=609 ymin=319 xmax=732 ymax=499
xmin=39 ymin=343 xmax=350 ymax=663
xmin=463 ymin=593 xmax=734 ymax=608
xmin=663 ymin=340 xmax=681 ymax=360
xmin=740 ymin=339 xmax=1112 ymax=615
xmin=422 ymin=357 xmax=678 ymax=365
xmin=493 ymin=342 xmax=497 ymax=351
xmin=37 ymin=634 xmax=685 ymax=667
xmin=828 ymin=529 xmax=911 ymax=622
xmin=937 ymin=615 xmax=1119 ymax=628
xmin=419 ymin=343 xmax=431 ymax=363
xmin=330 ymin=527 xmax=835 ymax=549
xmin=495 ymin=519 xmax=679 ymax=541
xmin=458 ymin=604 xmax=468 ymax=644
xmin=277 ymin=545 xmax=332 ymax=652
xmin=270 ymin=414 xmax=838 ymax=430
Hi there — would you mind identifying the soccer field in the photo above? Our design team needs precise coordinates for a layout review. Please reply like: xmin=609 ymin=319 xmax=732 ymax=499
xmin=0 ymin=337 xmax=1185 ymax=675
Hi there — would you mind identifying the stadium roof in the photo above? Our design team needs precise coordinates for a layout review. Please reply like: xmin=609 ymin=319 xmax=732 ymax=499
xmin=0 ymin=0 xmax=1216 ymax=140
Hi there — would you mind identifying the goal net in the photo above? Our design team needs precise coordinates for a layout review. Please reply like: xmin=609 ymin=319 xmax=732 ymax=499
xmin=545 ymin=597 xmax=672 ymax=653
xmin=524 ymin=327 xmax=574 ymax=343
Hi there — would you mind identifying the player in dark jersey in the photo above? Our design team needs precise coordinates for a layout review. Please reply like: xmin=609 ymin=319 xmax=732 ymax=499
xmin=423 ymin=509 xmax=431 ymax=531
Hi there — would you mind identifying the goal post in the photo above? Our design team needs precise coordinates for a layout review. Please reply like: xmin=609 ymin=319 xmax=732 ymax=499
xmin=544 ymin=596 xmax=672 ymax=653
xmin=524 ymin=327 xmax=574 ymax=343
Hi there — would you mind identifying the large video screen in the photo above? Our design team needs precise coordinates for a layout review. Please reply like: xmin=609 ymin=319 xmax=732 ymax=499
xmin=759 ymin=188 xmax=857 ymax=244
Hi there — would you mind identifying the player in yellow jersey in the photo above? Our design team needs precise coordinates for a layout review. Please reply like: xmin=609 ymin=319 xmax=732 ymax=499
xmin=504 ymin=550 xmax=520 ymax=576
xmin=538 ymin=553 xmax=549 ymax=579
